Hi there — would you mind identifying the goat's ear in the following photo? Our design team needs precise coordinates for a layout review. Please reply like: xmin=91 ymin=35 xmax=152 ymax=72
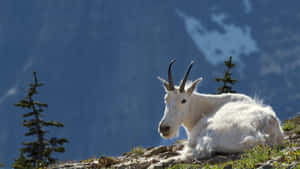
xmin=157 ymin=76 xmax=169 ymax=91
xmin=187 ymin=77 xmax=203 ymax=94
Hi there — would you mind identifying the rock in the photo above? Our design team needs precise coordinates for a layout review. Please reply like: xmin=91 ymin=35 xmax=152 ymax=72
xmin=158 ymin=151 xmax=180 ymax=159
xmin=272 ymin=155 xmax=285 ymax=162
xmin=139 ymin=162 xmax=152 ymax=169
xmin=223 ymin=164 xmax=232 ymax=169
xmin=207 ymin=155 xmax=229 ymax=164
xmin=149 ymin=158 xmax=176 ymax=169
xmin=281 ymin=161 xmax=300 ymax=169
xmin=168 ymin=143 xmax=184 ymax=152
xmin=145 ymin=146 xmax=155 ymax=151
xmin=98 ymin=155 xmax=120 ymax=167
xmin=150 ymin=159 xmax=159 ymax=164
xmin=144 ymin=145 xmax=168 ymax=157
xmin=257 ymin=164 xmax=273 ymax=169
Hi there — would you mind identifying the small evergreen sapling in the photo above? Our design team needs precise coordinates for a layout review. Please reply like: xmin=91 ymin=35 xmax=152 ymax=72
xmin=13 ymin=72 xmax=68 ymax=169
xmin=215 ymin=56 xmax=237 ymax=94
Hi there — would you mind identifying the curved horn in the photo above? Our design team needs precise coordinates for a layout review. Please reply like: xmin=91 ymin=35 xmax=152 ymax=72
xmin=168 ymin=59 xmax=176 ymax=91
xmin=179 ymin=61 xmax=194 ymax=92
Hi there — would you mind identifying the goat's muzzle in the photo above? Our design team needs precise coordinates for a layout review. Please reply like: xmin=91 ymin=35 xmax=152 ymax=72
xmin=159 ymin=124 xmax=171 ymax=136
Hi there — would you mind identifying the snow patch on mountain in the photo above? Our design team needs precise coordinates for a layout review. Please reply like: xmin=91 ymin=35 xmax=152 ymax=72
xmin=176 ymin=9 xmax=259 ymax=66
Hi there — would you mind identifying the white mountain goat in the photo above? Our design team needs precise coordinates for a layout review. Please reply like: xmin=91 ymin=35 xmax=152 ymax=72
xmin=158 ymin=60 xmax=284 ymax=159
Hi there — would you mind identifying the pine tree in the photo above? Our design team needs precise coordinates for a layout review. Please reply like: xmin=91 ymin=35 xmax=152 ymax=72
xmin=215 ymin=56 xmax=237 ymax=94
xmin=13 ymin=72 xmax=68 ymax=169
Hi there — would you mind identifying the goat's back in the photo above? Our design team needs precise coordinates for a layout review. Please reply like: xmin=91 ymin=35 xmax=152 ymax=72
xmin=200 ymin=101 xmax=284 ymax=152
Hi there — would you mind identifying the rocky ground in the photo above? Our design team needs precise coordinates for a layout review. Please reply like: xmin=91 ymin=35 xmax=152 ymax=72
xmin=48 ymin=116 xmax=300 ymax=169
xmin=48 ymin=140 xmax=241 ymax=169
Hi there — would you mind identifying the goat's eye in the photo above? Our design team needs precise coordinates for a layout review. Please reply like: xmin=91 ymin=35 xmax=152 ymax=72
xmin=181 ymin=99 xmax=186 ymax=104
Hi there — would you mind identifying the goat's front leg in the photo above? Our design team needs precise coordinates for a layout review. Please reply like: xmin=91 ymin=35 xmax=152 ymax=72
xmin=187 ymin=136 xmax=197 ymax=148
xmin=194 ymin=135 xmax=214 ymax=159
xmin=186 ymin=117 xmax=210 ymax=148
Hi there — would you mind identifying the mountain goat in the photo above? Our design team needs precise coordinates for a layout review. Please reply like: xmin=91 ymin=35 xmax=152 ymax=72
xmin=158 ymin=60 xmax=284 ymax=159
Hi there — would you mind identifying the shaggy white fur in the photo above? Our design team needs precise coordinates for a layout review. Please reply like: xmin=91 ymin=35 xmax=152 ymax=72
xmin=158 ymin=78 xmax=284 ymax=160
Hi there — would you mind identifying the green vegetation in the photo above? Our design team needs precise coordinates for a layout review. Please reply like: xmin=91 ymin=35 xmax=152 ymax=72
xmin=215 ymin=56 xmax=237 ymax=94
xmin=283 ymin=120 xmax=297 ymax=131
xmin=12 ymin=72 xmax=68 ymax=169
xmin=169 ymin=144 xmax=294 ymax=169
xmin=129 ymin=146 xmax=144 ymax=156
xmin=170 ymin=163 xmax=202 ymax=169
xmin=231 ymin=144 xmax=283 ymax=169
xmin=0 ymin=163 xmax=3 ymax=167
xmin=282 ymin=113 xmax=300 ymax=133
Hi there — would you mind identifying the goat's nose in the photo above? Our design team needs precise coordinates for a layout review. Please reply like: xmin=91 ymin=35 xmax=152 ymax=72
xmin=160 ymin=125 xmax=170 ymax=133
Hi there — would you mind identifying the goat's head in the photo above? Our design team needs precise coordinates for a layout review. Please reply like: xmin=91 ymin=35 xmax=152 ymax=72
xmin=158 ymin=60 xmax=202 ymax=139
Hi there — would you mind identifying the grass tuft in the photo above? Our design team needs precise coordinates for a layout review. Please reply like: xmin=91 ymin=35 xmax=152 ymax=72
xmin=130 ymin=146 xmax=145 ymax=157
xmin=283 ymin=120 xmax=297 ymax=131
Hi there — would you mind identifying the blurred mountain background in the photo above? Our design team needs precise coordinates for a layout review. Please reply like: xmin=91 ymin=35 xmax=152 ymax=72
xmin=1 ymin=0 xmax=300 ymax=167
